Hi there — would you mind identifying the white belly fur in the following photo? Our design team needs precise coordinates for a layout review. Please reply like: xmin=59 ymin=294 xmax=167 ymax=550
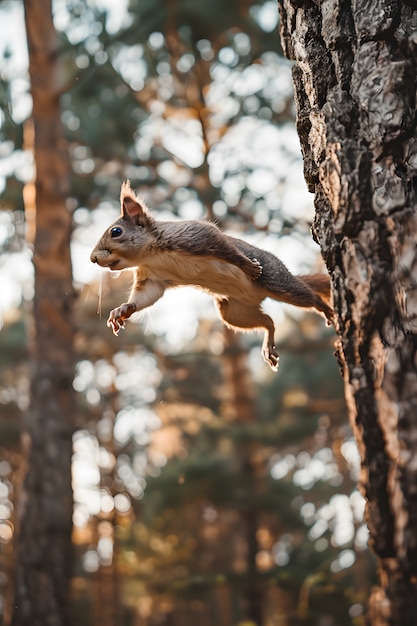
xmin=140 ymin=251 xmax=263 ymax=303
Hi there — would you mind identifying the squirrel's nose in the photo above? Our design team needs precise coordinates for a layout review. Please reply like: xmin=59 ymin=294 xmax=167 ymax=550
xmin=90 ymin=253 xmax=97 ymax=264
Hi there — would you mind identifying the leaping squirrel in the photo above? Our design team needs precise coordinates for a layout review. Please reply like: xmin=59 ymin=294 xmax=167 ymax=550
xmin=90 ymin=181 xmax=332 ymax=370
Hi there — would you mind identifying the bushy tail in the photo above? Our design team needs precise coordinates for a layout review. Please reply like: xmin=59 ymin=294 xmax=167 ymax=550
xmin=298 ymin=274 xmax=332 ymax=320
xmin=298 ymin=274 xmax=330 ymax=303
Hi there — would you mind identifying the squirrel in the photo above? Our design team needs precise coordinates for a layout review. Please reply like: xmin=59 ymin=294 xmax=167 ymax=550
xmin=90 ymin=181 xmax=333 ymax=371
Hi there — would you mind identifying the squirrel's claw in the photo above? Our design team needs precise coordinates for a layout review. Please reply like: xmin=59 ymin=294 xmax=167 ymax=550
xmin=253 ymin=258 xmax=262 ymax=275
xmin=107 ymin=317 xmax=124 ymax=336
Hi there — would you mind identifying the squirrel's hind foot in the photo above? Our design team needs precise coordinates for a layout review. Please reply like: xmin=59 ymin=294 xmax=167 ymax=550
xmin=263 ymin=344 xmax=280 ymax=371
xmin=244 ymin=257 xmax=263 ymax=281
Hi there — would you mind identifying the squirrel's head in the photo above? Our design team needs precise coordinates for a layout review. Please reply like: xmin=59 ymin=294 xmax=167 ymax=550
xmin=90 ymin=181 xmax=156 ymax=270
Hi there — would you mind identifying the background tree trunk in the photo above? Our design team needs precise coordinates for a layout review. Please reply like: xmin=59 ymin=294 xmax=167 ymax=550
xmin=11 ymin=1 xmax=76 ymax=625
xmin=277 ymin=0 xmax=417 ymax=624
xmin=222 ymin=329 xmax=265 ymax=625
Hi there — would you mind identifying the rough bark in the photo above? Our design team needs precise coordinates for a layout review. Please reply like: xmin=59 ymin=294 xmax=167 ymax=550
xmin=11 ymin=1 xmax=76 ymax=625
xmin=277 ymin=1 xmax=417 ymax=624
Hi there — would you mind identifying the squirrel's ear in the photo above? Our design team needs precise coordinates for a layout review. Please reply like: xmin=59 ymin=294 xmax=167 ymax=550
xmin=120 ymin=181 xmax=150 ymax=226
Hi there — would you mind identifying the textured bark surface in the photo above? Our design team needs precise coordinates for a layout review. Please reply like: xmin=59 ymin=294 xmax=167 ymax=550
xmin=278 ymin=0 xmax=417 ymax=624
xmin=11 ymin=1 xmax=76 ymax=625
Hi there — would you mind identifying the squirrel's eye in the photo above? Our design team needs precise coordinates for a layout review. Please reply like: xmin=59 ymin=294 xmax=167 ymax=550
xmin=110 ymin=227 xmax=123 ymax=238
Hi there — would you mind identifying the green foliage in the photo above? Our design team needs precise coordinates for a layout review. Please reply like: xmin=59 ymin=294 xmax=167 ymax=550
xmin=106 ymin=317 xmax=363 ymax=624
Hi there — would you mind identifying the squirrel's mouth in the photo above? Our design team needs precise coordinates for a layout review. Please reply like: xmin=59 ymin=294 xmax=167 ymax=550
xmin=105 ymin=260 xmax=120 ymax=270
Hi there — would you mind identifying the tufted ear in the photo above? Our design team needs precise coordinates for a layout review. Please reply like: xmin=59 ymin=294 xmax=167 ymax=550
xmin=120 ymin=180 xmax=151 ymax=226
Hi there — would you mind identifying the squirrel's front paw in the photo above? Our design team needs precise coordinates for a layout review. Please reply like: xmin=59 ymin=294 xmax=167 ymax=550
xmin=107 ymin=302 xmax=137 ymax=336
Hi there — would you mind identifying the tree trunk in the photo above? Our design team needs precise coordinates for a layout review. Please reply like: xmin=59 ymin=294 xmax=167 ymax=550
xmin=11 ymin=1 xmax=76 ymax=625
xmin=277 ymin=0 xmax=417 ymax=624
xmin=222 ymin=329 xmax=265 ymax=626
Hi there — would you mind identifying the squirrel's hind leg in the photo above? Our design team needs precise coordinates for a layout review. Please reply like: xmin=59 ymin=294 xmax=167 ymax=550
xmin=215 ymin=297 xmax=279 ymax=371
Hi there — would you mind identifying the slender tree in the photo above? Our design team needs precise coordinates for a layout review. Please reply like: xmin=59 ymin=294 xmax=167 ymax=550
xmin=277 ymin=0 xmax=417 ymax=623
xmin=11 ymin=1 xmax=75 ymax=625
xmin=222 ymin=329 xmax=264 ymax=625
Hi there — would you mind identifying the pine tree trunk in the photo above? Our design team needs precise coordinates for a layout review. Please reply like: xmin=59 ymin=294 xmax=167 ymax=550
xmin=222 ymin=330 xmax=265 ymax=626
xmin=277 ymin=0 xmax=417 ymax=624
xmin=11 ymin=1 xmax=75 ymax=625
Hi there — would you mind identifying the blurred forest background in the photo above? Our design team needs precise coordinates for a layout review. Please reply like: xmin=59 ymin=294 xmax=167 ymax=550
xmin=0 ymin=0 xmax=375 ymax=625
